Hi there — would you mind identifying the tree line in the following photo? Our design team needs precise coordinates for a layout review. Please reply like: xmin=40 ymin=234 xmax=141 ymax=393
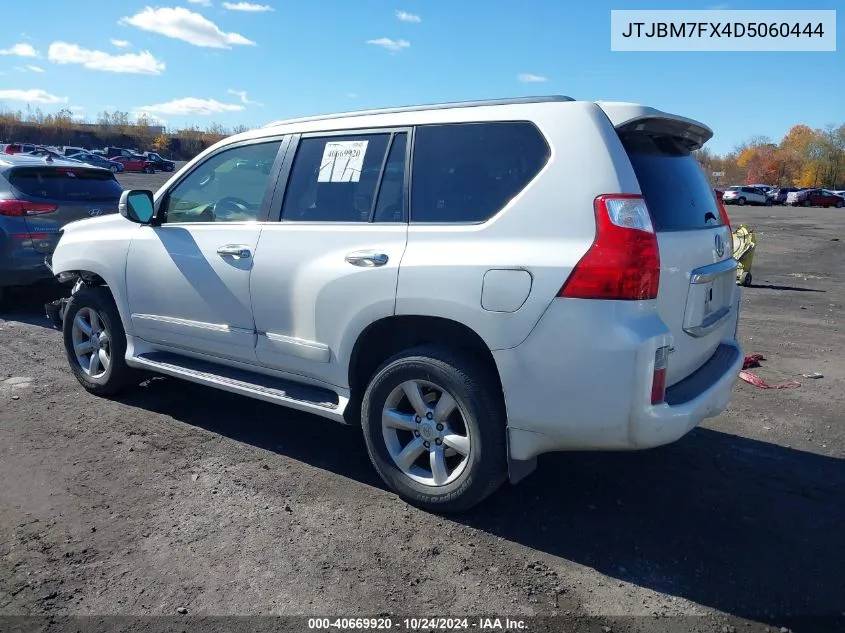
xmin=695 ymin=123 xmax=845 ymax=190
xmin=0 ymin=106 xmax=252 ymax=161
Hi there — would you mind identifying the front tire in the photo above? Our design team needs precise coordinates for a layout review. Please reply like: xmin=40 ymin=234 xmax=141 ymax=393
xmin=836 ymin=201 xmax=844 ymax=208
xmin=361 ymin=346 xmax=507 ymax=513
xmin=62 ymin=286 xmax=136 ymax=396
xmin=110 ymin=165 xmax=119 ymax=173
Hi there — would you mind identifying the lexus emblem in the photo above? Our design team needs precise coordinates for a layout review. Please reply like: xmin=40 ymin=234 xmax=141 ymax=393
xmin=89 ymin=208 xmax=102 ymax=217
xmin=714 ymin=233 xmax=725 ymax=258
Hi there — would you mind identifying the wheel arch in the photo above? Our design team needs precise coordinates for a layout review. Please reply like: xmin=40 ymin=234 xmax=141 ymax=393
xmin=347 ymin=315 xmax=504 ymax=413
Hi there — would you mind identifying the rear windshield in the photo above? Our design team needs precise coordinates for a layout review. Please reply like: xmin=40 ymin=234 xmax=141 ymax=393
xmin=621 ymin=133 xmax=723 ymax=231
xmin=9 ymin=167 xmax=123 ymax=201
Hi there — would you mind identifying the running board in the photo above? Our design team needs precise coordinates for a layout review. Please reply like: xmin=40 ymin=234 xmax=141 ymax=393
xmin=131 ymin=351 xmax=345 ymax=420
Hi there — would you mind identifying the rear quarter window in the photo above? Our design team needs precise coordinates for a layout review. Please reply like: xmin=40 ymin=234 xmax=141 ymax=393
xmin=621 ymin=133 xmax=723 ymax=231
xmin=410 ymin=121 xmax=550 ymax=223
xmin=9 ymin=167 xmax=123 ymax=201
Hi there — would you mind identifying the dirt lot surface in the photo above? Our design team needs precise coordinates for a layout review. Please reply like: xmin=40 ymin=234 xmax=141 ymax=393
xmin=1 ymin=185 xmax=844 ymax=633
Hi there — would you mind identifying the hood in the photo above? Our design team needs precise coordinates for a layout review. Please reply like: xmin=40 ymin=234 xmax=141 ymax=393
xmin=61 ymin=212 xmax=134 ymax=234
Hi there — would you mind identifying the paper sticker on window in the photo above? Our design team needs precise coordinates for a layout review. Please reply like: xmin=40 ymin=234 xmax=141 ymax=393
xmin=318 ymin=140 xmax=368 ymax=183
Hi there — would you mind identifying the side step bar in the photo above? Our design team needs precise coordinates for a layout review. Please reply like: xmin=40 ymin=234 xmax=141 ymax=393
xmin=130 ymin=351 xmax=346 ymax=421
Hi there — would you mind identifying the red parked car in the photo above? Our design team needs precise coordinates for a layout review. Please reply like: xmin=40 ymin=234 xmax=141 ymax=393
xmin=111 ymin=155 xmax=156 ymax=174
xmin=785 ymin=188 xmax=845 ymax=208
xmin=2 ymin=142 xmax=37 ymax=155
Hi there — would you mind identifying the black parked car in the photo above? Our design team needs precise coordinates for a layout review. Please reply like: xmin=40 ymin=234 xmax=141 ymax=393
xmin=141 ymin=151 xmax=176 ymax=172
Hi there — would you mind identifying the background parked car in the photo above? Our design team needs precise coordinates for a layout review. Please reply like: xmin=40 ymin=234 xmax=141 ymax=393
xmin=66 ymin=152 xmax=125 ymax=173
xmin=786 ymin=189 xmax=845 ymax=208
xmin=27 ymin=147 xmax=72 ymax=161
xmin=0 ymin=154 xmax=123 ymax=304
xmin=141 ymin=151 xmax=176 ymax=172
xmin=767 ymin=187 xmax=799 ymax=205
xmin=3 ymin=142 xmax=37 ymax=155
xmin=111 ymin=155 xmax=156 ymax=173
xmin=722 ymin=185 xmax=771 ymax=206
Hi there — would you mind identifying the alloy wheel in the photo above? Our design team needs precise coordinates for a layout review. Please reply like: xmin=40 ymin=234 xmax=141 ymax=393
xmin=70 ymin=307 xmax=111 ymax=378
xmin=381 ymin=379 xmax=471 ymax=486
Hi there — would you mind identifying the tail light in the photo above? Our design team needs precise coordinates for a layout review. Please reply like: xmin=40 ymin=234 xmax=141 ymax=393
xmin=715 ymin=195 xmax=733 ymax=256
xmin=558 ymin=194 xmax=660 ymax=300
xmin=0 ymin=200 xmax=58 ymax=217
xmin=651 ymin=345 xmax=670 ymax=405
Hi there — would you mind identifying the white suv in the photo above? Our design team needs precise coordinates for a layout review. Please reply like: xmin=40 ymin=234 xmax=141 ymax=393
xmin=48 ymin=96 xmax=743 ymax=512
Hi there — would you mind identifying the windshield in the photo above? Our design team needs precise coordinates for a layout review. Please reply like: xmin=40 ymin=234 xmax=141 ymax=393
xmin=621 ymin=133 xmax=725 ymax=231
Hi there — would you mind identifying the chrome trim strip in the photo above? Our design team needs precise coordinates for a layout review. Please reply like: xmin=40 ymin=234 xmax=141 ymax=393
xmin=690 ymin=258 xmax=737 ymax=284
xmin=132 ymin=313 xmax=252 ymax=335
xmin=260 ymin=331 xmax=331 ymax=363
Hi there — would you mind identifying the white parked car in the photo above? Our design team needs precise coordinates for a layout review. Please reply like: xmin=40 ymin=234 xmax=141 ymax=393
xmin=722 ymin=185 xmax=771 ymax=206
xmin=47 ymin=96 xmax=743 ymax=512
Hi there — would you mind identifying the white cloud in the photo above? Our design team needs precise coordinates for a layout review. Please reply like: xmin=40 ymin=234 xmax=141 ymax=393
xmin=187 ymin=0 xmax=212 ymax=5
xmin=111 ymin=39 xmax=132 ymax=48
xmin=227 ymin=89 xmax=263 ymax=106
xmin=346 ymin=92 xmax=359 ymax=98
xmin=396 ymin=10 xmax=421 ymax=23
xmin=0 ymin=89 xmax=67 ymax=104
xmin=14 ymin=65 xmax=45 ymax=73
xmin=708 ymin=3 xmax=730 ymax=9
xmin=518 ymin=73 xmax=547 ymax=83
xmin=138 ymin=97 xmax=244 ymax=115
xmin=0 ymin=43 xmax=40 ymax=57
xmin=223 ymin=2 xmax=273 ymax=11
xmin=366 ymin=37 xmax=410 ymax=52
xmin=48 ymin=42 xmax=165 ymax=75
xmin=119 ymin=7 xmax=256 ymax=49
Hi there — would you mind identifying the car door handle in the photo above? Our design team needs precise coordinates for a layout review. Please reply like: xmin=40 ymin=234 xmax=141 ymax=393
xmin=345 ymin=251 xmax=389 ymax=267
xmin=217 ymin=244 xmax=251 ymax=259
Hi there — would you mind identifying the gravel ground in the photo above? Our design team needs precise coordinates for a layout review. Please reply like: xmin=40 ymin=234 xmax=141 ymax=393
xmin=1 ymin=191 xmax=843 ymax=632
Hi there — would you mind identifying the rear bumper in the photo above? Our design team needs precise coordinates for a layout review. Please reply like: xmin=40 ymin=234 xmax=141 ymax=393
xmin=495 ymin=293 xmax=743 ymax=461
xmin=0 ymin=251 xmax=55 ymax=288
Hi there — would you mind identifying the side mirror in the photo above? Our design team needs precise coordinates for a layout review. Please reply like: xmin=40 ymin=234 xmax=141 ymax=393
xmin=119 ymin=190 xmax=155 ymax=224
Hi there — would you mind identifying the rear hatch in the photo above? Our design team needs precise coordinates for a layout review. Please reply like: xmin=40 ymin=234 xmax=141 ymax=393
xmin=6 ymin=165 xmax=122 ymax=254
xmin=602 ymin=105 xmax=736 ymax=386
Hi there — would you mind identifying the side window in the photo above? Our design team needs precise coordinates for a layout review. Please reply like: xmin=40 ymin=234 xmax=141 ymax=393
xmin=410 ymin=122 xmax=550 ymax=223
xmin=280 ymin=133 xmax=393 ymax=222
xmin=373 ymin=133 xmax=408 ymax=222
xmin=162 ymin=140 xmax=281 ymax=224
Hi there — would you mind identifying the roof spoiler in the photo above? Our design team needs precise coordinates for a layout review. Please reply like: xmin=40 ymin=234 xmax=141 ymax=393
xmin=595 ymin=102 xmax=713 ymax=151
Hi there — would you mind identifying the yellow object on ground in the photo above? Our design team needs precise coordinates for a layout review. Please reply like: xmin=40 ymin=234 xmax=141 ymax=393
xmin=732 ymin=225 xmax=756 ymax=286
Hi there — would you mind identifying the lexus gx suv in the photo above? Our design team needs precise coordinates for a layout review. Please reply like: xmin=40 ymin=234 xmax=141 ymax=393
xmin=47 ymin=95 xmax=743 ymax=512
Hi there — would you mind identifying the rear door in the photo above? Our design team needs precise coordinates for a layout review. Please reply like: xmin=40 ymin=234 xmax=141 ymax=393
xmin=614 ymin=124 xmax=736 ymax=386
xmin=249 ymin=128 xmax=410 ymax=388
xmin=5 ymin=165 xmax=122 ymax=254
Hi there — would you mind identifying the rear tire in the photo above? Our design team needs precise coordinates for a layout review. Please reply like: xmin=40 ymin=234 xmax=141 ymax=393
xmin=737 ymin=197 xmax=746 ymax=206
xmin=742 ymin=272 xmax=752 ymax=287
xmin=360 ymin=345 xmax=507 ymax=513
xmin=803 ymin=200 xmax=811 ymax=207
xmin=62 ymin=286 xmax=137 ymax=396
xmin=110 ymin=165 xmax=119 ymax=173
xmin=836 ymin=201 xmax=844 ymax=208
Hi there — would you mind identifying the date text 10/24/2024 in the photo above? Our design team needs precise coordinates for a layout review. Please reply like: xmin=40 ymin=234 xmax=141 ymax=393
xmin=308 ymin=618 xmax=528 ymax=631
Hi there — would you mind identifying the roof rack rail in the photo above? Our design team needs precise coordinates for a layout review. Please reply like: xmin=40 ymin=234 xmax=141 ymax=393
xmin=262 ymin=94 xmax=575 ymax=129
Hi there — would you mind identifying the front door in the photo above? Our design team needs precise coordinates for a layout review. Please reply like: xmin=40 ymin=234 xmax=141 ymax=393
xmin=125 ymin=138 xmax=287 ymax=363
xmin=249 ymin=130 xmax=410 ymax=388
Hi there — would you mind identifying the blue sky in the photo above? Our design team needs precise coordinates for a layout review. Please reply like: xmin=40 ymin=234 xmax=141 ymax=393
xmin=0 ymin=0 xmax=841 ymax=155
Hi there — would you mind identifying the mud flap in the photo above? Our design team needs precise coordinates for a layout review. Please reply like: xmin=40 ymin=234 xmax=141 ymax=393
xmin=507 ymin=431 xmax=538 ymax=485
